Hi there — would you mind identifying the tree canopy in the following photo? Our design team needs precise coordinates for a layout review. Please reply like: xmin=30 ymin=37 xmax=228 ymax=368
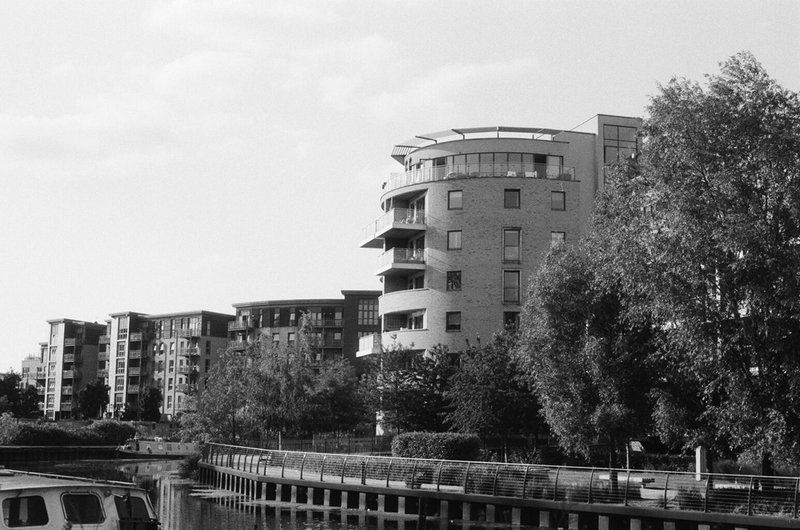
xmin=518 ymin=52 xmax=800 ymax=468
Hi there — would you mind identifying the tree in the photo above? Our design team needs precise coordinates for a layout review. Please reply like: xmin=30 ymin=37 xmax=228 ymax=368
xmin=0 ymin=373 xmax=22 ymax=416
xmin=76 ymin=381 xmax=110 ymax=419
xmin=17 ymin=386 xmax=41 ymax=419
xmin=584 ymin=52 xmax=800 ymax=469
xmin=446 ymin=331 xmax=542 ymax=459
xmin=515 ymin=245 xmax=659 ymax=465
xmin=139 ymin=386 xmax=163 ymax=422
xmin=359 ymin=345 xmax=455 ymax=434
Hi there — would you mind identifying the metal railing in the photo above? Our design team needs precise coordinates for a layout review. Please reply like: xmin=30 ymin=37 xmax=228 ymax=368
xmin=203 ymin=443 xmax=800 ymax=521
xmin=363 ymin=208 xmax=427 ymax=242
xmin=378 ymin=248 xmax=426 ymax=269
xmin=385 ymin=163 xmax=575 ymax=192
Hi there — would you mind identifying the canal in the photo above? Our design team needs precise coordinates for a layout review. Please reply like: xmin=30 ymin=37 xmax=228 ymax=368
xmin=14 ymin=459 xmax=515 ymax=529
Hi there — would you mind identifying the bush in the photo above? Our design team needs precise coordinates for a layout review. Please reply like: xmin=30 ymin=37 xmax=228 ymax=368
xmin=82 ymin=420 xmax=137 ymax=445
xmin=179 ymin=452 xmax=202 ymax=480
xmin=391 ymin=432 xmax=481 ymax=461
xmin=0 ymin=419 xmax=136 ymax=446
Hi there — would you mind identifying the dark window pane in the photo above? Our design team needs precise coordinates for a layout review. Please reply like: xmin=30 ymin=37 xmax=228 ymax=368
xmin=504 ymin=189 xmax=520 ymax=208
xmin=62 ymin=494 xmax=104 ymax=524
xmin=3 ymin=496 xmax=49 ymax=527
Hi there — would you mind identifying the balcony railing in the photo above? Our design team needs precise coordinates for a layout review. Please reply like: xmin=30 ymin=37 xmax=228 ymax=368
xmin=99 ymin=335 xmax=110 ymax=345
xmin=377 ymin=248 xmax=426 ymax=276
xmin=98 ymin=352 xmax=109 ymax=361
xmin=127 ymin=385 xmax=140 ymax=393
xmin=176 ymin=366 xmax=197 ymax=376
xmin=128 ymin=349 xmax=142 ymax=359
xmin=306 ymin=319 xmax=344 ymax=328
xmin=60 ymin=402 xmax=72 ymax=411
xmin=228 ymin=318 xmax=257 ymax=331
xmin=362 ymin=207 xmax=426 ymax=246
xmin=61 ymin=386 xmax=73 ymax=395
xmin=62 ymin=354 xmax=75 ymax=363
xmin=179 ymin=347 xmax=200 ymax=357
xmin=129 ymin=332 xmax=144 ymax=342
xmin=176 ymin=383 xmax=197 ymax=393
xmin=61 ymin=370 xmax=77 ymax=379
xmin=179 ymin=328 xmax=201 ymax=338
xmin=97 ymin=369 xmax=108 ymax=378
xmin=385 ymin=162 xmax=575 ymax=192
xmin=128 ymin=367 xmax=142 ymax=376
xmin=228 ymin=340 xmax=247 ymax=350
xmin=36 ymin=387 xmax=45 ymax=395
xmin=64 ymin=338 xmax=80 ymax=347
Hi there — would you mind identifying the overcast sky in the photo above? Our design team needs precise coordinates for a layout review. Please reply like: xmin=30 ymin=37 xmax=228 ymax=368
xmin=1 ymin=1 xmax=798 ymax=371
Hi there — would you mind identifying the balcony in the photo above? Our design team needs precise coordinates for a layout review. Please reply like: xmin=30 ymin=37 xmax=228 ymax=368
xmin=306 ymin=318 xmax=344 ymax=328
xmin=64 ymin=338 xmax=81 ymax=347
xmin=384 ymin=162 xmax=576 ymax=193
xmin=356 ymin=330 xmax=440 ymax=357
xmin=37 ymin=387 xmax=45 ymax=395
xmin=129 ymin=331 xmax=146 ymax=342
xmin=376 ymin=248 xmax=426 ymax=276
xmin=179 ymin=347 xmax=200 ymax=358
xmin=62 ymin=354 xmax=75 ymax=363
xmin=361 ymin=208 xmax=427 ymax=249
xmin=99 ymin=335 xmax=110 ymax=345
xmin=97 ymin=369 xmax=108 ymax=378
xmin=178 ymin=328 xmax=200 ymax=338
xmin=61 ymin=386 xmax=73 ymax=395
xmin=128 ymin=367 xmax=142 ymax=376
xmin=228 ymin=340 xmax=247 ymax=350
xmin=176 ymin=366 xmax=197 ymax=376
xmin=98 ymin=352 xmax=109 ymax=361
xmin=60 ymin=402 xmax=73 ymax=411
xmin=127 ymin=385 xmax=140 ymax=394
xmin=62 ymin=370 xmax=77 ymax=379
xmin=128 ymin=349 xmax=142 ymax=359
xmin=176 ymin=383 xmax=197 ymax=394
xmin=228 ymin=318 xmax=256 ymax=331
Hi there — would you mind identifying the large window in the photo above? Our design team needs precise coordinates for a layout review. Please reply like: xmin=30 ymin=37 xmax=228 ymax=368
xmin=446 ymin=312 xmax=462 ymax=331
xmin=551 ymin=231 xmax=566 ymax=247
xmin=3 ymin=496 xmax=49 ymax=527
xmin=603 ymin=124 xmax=638 ymax=164
xmin=448 ymin=190 xmax=463 ymax=210
xmin=551 ymin=191 xmax=566 ymax=211
xmin=358 ymin=299 xmax=379 ymax=326
xmin=503 ymin=270 xmax=521 ymax=303
xmin=446 ymin=271 xmax=462 ymax=291
xmin=447 ymin=230 xmax=462 ymax=250
xmin=62 ymin=494 xmax=104 ymax=525
xmin=504 ymin=189 xmax=520 ymax=208
xmin=503 ymin=229 xmax=520 ymax=262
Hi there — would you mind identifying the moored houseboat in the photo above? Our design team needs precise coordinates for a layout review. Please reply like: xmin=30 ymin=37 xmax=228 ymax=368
xmin=117 ymin=438 xmax=200 ymax=459
xmin=0 ymin=468 xmax=158 ymax=529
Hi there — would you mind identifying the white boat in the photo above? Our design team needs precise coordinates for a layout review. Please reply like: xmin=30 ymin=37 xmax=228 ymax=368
xmin=0 ymin=468 xmax=158 ymax=529
xmin=117 ymin=438 xmax=200 ymax=459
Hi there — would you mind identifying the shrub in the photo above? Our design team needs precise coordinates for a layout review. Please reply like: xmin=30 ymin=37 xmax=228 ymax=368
xmin=179 ymin=452 xmax=202 ymax=480
xmin=391 ymin=432 xmax=481 ymax=461
xmin=81 ymin=420 xmax=137 ymax=445
xmin=0 ymin=413 xmax=21 ymax=445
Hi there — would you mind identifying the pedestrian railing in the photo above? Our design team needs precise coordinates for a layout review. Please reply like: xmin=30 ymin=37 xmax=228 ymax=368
xmin=203 ymin=443 xmax=800 ymax=520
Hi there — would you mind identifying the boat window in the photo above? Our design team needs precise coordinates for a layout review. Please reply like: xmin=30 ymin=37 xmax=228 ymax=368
xmin=61 ymin=493 xmax=104 ymax=524
xmin=3 ymin=496 xmax=49 ymax=527
xmin=114 ymin=495 xmax=151 ymax=521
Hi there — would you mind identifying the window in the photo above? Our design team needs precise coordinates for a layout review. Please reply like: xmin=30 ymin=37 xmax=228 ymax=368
xmin=358 ymin=299 xmax=379 ymax=326
xmin=503 ymin=270 xmax=521 ymax=303
xmin=272 ymin=333 xmax=280 ymax=345
xmin=115 ymin=495 xmax=149 ymax=522
xmin=115 ymin=377 xmax=124 ymax=391
xmin=117 ymin=342 xmax=125 ymax=355
xmin=117 ymin=317 xmax=128 ymax=340
xmin=447 ymin=230 xmax=462 ymax=250
xmin=3 ymin=496 xmax=49 ymax=526
xmin=503 ymin=229 xmax=520 ymax=262
xmin=446 ymin=271 xmax=462 ymax=291
xmin=206 ymin=320 xmax=211 ymax=335
xmin=448 ymin=190 xmax=463 ymax=210
xmin=168 ymin=360 xmax=174 ymax=372
xmin=408 ymin=312 xmax=424 ymax=330
xmin=288 ymin=332 xmax=296 ymax=346
xmin=272 ymin=310 xmax=280 ymax=327
xmin=408 ymin=273 xmax=424 ymax=290
xmin=551 ymin=191 xmax=566 ymax=211
xmin=504 ymin=189 xmax=520 ymax=208
xmin=446 ymin=312 xmax=461 ymax=332
xmin=504 ymin=311 xmax=520 ymax=331
xmin=168 ymin=378 xmax=173 ymax=390
xmin=289 ymin=308 xmax=297 ymax=326
xmin=116 ymin=359 xmax=125 ymax=374
xmin=551 ymin=231 xmax=566 ymax=247
xmin=62 ymin=494 xmax=104 ymax=525
xmin=167 ymin=396 xmax=172 ymax=408
xmin=333 ymin=331 xmax=342 ymax=343
xmin=205 ymin=340 xmax=211 ymax=354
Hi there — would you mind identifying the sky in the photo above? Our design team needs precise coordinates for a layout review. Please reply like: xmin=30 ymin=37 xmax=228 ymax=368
xmin=0 ymin=0 xmax=798 ymax=371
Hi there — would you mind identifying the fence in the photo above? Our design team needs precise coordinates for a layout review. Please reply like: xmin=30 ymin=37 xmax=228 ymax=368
xmin=203 ymin=443 xmax=800 ymax=521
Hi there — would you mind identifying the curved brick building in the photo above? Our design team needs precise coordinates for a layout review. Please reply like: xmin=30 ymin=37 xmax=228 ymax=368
xmin=359 ymin=115 xmax=640 ymax=355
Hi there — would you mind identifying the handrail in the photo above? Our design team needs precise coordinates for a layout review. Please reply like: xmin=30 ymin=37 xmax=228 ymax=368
xmin=201 ymin=443 xmax=800 ymax=521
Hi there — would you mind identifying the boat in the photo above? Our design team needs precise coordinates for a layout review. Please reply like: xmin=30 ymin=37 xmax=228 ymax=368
xmin=116 ymin=437 xmax=200 ymax=459
xmin=0 ymin=468 xmax=158 ymax=529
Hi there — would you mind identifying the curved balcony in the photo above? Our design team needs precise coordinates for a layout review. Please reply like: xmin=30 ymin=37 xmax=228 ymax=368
xmin=376 ymin=248 xmax=426 ymax=277
xmin=361 ymin=208 xmax=427 ymax=249
xmin=379 ymin=288 xmax=430 ymax=316
xmin=384 ymin=162 xmax=575 ymax=193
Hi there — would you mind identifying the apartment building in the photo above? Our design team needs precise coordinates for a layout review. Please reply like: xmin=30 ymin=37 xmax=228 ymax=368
xmin=106 ymin=310 xmax=233 ymax=419
xmin=359 ymin=115 xmax=641 ymax=355
xmin=40 ymin=319 xmax=106 ymax=419
xmin=229 ymin=290 xmax=381 ymax=361
xmin=21 ymin=344 xmax=46 ymax=390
